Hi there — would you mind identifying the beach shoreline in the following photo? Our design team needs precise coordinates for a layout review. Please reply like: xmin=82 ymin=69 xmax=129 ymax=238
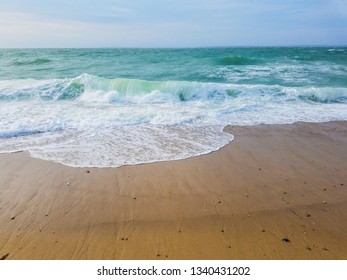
xmin=0 ymin=121 xmax=346 ymax=260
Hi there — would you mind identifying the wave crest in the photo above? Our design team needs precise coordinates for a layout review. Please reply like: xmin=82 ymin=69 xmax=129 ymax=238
xmin=218 ymin=56 xmax=260 ymax=65
xmin=13 ymin=58 xmax=52 ymax=66
xmin=70 ymin=74 xmax=238 ymax=103
xmin=1 ymin=74 xmax=346 ymax=104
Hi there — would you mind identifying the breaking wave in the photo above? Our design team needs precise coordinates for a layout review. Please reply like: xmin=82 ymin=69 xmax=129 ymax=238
xmin=1 ymin=74 xmax=347 ymax=104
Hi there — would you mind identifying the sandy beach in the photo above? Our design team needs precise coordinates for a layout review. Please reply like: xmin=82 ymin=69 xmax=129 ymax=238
xmin=0 ymin=121 xmax=346 ymax=260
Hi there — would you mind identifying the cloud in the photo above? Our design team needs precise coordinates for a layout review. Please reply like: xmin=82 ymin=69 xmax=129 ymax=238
xmin=0 ymin=12 xmax=127 ymax=47
xmin=0 ymin=11 xmax=203 ymax=48
xmin=0 ymin=1 xmax=346 ymax=47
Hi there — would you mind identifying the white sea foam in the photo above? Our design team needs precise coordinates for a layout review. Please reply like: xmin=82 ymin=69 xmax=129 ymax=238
xmin=0 ymin=125 xmax=233 ymax=167
xmin=0 ymin=74 xmax=347 ymax=167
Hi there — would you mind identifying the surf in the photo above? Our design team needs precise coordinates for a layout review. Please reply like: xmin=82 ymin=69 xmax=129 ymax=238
xmin=0 ymin=47 xmax=346 ymax=168
xmin=1 ymin=74 xmax=346 ymax=104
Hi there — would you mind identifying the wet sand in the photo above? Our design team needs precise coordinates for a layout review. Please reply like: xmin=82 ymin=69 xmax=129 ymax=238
xmin=0 ymin=121 xmax=346 ymax=260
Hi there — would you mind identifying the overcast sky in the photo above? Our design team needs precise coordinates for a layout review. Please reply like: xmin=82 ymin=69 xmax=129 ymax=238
xmin=0 ymin=0 xmax=346 ymax=48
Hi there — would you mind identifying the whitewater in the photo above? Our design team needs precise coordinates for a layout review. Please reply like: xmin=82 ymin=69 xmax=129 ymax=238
xmin=0 ymin=47 xmax=346 ymax=167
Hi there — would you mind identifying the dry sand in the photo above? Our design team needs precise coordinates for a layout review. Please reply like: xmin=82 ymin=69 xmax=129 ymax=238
xmin=0 ymin=121 xmax=346 ymax=260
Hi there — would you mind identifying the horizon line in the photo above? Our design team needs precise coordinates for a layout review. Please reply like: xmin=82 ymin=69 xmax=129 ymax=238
xmin=1 ymin=44 xmax=347 ymax=50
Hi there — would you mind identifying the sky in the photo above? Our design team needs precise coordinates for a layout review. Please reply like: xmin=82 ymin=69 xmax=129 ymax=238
xmin=0 ymin=0 xmax=346 ymax=48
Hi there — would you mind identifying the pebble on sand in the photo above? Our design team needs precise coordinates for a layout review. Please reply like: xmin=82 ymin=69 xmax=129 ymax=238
xmin=282 ymin=237 xmax=290 ymax=243
xmin=0 ymin=253 xmax=9 ymax=260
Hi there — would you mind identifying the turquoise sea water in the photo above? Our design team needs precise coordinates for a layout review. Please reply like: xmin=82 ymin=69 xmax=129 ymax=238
xmin=0 ymin=47 xmax=346 ymax=167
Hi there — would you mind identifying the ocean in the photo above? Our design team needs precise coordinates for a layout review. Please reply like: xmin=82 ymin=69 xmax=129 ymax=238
xmin=0 ymin=47 xmax=346 ymax=167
